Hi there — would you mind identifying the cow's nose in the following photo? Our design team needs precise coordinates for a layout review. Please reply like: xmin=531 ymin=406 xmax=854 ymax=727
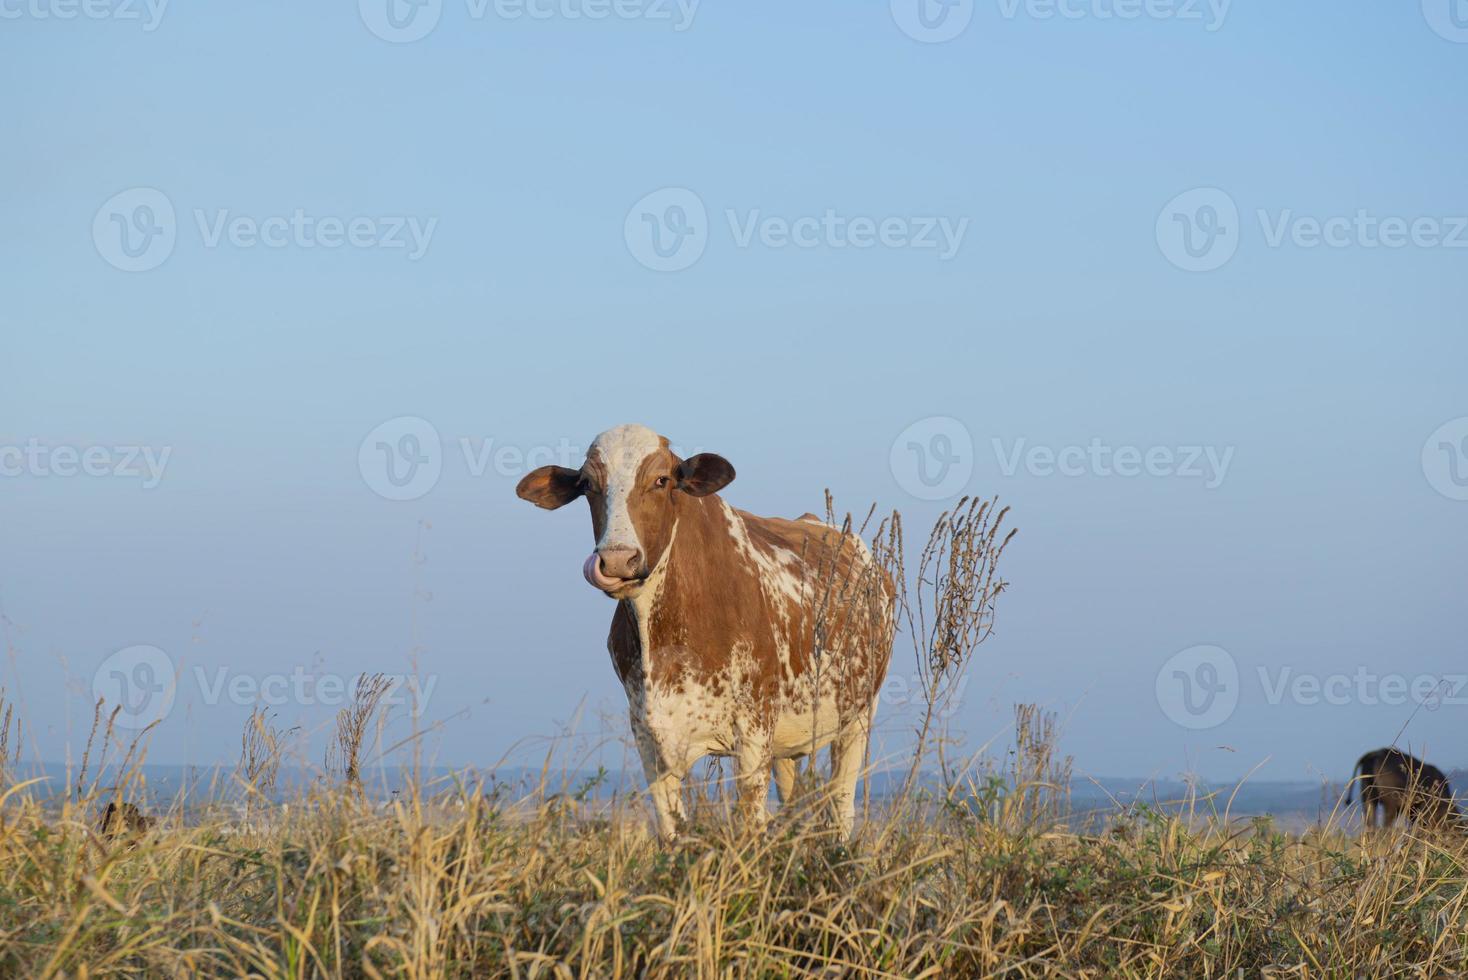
xmin=598 ymin=547 xmax=643 ymax=580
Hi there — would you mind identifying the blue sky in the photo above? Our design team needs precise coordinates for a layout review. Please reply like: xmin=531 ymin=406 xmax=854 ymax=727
xmin=2 ymin=0 xmax=1466 ymax=785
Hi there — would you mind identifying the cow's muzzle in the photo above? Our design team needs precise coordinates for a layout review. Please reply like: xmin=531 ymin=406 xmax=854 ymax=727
xmin=583 ymin=548 xmax=645 ymax=594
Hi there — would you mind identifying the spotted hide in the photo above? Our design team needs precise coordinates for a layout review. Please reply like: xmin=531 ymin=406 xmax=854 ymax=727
xmin=516 ymin=424 xmax=894 ymax=839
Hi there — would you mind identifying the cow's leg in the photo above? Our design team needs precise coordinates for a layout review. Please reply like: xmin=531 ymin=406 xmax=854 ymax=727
xmin=1382 ymin=796 xmax=1402 ymax=831
xmin=827 ymin=713 xmax=872 ymax=838
xmin=734 ymin=732 xmax=773 ymax=831
xmin=632 ymin=722 xmax=687 ymax=841
xmin=647 ymin=770 xmax=687 ymax=841
xmin=773 ymin=757 xmax=798 ymax=806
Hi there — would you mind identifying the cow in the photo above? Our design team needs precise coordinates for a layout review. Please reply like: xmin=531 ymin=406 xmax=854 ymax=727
xmin=516 ymin=424 xmax=894 ymax=840
xmin=1347 ymin=747 xmax=1461 ymax=831
xmin=99 ymin=800 xmax=152 ymax=841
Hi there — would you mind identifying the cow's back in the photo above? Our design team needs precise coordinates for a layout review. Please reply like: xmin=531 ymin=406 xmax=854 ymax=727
xmin=733 ymin=508 xmax=894 ymax=707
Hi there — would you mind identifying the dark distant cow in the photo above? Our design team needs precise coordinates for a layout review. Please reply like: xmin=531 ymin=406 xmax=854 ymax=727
xmin=99 ymin=801 xmax=152 ymax=841
xmin=517 ymin=424 xmax=894 ymax=839
xmin=1347 ymin=747 xmax=1460 ymax=830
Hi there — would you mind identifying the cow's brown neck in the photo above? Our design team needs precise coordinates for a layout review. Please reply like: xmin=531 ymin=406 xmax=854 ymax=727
xmin=622 ymin=492 xmax=739 ymax=662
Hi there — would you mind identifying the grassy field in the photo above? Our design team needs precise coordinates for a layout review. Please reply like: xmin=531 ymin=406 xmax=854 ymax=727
xmin=3 ymin=503 xmax=1462 ymax=977
xmin=3 ymin=765 xmax=1467 ymax=978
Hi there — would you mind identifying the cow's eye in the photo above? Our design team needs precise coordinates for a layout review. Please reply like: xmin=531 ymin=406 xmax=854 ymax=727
xmin=654 ymin=476 xmax=671 ymax=489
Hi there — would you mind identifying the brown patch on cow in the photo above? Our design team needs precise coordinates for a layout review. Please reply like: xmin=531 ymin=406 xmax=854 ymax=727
xmin=611 ymin=492 xmax=892 ymax=729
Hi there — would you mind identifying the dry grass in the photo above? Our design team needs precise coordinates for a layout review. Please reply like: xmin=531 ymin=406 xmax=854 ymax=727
xmin=326 ymin=674 xmax=393 ymax=797
xmin=238 ymin=707 xmax=296 ymax=805
xmin=6 ymin=504 xmax=1463 ymax=976
xmin=2 ymin=752 xmax=1467 ymax=978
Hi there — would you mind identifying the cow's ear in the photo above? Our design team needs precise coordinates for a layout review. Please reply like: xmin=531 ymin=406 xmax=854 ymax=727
xmin=516 ymin=466 xmax=583 ymax=510
xmin=676 ymin=454 xmax=735 ymax=497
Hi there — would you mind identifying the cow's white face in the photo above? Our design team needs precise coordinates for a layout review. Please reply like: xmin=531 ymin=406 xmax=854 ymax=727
xmin=516 ymin=424 xmax=735 ymax=599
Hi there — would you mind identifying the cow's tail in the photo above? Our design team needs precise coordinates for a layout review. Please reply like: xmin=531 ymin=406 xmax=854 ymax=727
xmin=1345 ymin=757 xmax=1365 ymax=806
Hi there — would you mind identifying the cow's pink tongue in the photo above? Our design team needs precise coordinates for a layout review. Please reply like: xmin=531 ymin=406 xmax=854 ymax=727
xmin=583 ymin=553 xmax=623 ymax=591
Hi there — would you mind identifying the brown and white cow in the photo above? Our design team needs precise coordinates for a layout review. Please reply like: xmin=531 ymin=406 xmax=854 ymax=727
xmin=516 ymin=424 xmax=894 ymax=839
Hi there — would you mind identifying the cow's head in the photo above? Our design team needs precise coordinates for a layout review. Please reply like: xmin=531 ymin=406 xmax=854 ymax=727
xmin=516 ymin=424 xmax=735 ymax=598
